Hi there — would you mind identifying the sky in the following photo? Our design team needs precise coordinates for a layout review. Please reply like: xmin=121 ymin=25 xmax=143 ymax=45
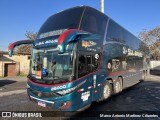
xmin=0 ymin=0 xmax=160 ymax=50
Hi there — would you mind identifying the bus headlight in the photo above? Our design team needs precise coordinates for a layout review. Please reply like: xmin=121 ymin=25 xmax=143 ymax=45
xmin=56 ymin=86 xmax=77 ymax=95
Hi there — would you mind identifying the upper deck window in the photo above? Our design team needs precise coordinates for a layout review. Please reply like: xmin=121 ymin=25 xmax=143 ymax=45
xmin=106 ymin=20 xmax=140 ymax=50
xmin=80 ymin=8 xmax=108 ymax=36
xmin=37 ymin=7 xmax=84 ymax=38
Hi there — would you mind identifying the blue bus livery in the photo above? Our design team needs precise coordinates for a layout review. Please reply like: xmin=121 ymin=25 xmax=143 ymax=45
xmin=8 ymin=6 xmax=149 ymax=111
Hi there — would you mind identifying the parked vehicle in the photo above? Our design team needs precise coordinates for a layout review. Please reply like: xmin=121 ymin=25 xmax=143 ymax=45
xmin=8 ymin=6 xmax=149 ymax=111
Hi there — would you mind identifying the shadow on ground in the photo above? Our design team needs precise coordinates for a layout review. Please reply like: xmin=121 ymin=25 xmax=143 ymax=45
xmin=150 ymin=69 xmax=160 ymax=76
xmin=71 ymin=80 xmax=160 ymax=119
xmin=0 ymin=80 xmax=17 ymax=87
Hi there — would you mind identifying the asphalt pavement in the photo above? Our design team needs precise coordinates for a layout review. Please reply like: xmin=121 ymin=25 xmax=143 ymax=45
xmin=0 ymin=71 xmax=160 ymax=120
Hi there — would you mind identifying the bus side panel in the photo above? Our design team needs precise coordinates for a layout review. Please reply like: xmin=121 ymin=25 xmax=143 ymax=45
xmin=102 ymin=42 xmax=143 ymax=89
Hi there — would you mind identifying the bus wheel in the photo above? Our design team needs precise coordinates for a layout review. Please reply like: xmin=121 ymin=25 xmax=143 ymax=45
xmin=114 ymin=77 xmax=122 ymax=94
xmin=102 ymin=80 xmax=112 ymax=100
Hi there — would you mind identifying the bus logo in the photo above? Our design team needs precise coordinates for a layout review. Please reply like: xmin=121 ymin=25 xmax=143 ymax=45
xmin=82 ymin=40 xmax=97 ymax=48
xmin=51 ymin=85 xmax=66 ymax=91
xmin=38 ymin=92 xmax=42 ymax=97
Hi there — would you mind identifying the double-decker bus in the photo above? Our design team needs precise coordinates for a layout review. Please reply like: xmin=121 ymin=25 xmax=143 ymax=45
xmin=8 ymin=6 xmax=149 ymax=111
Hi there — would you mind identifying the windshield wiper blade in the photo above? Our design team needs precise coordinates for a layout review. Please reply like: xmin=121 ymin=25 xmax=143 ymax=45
xmin=52 ymin=76 xmax=60 ymax=79
xmin=52 ymin=77 xmax=69 ymax=84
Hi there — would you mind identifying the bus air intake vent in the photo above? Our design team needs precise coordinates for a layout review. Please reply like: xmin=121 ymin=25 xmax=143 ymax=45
xmin=28 ymin=88 xmax=60 ymax=98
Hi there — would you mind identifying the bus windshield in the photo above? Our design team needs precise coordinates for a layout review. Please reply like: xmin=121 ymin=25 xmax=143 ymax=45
xmin=30 ymin=47 xmax=74 ymax=84
xmin=37 ymin=7 xmax=84 ymax=39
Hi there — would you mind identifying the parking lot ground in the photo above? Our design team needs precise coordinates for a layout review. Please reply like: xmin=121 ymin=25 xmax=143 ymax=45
xmin=0 ymin=71 xmax=160 ymax=120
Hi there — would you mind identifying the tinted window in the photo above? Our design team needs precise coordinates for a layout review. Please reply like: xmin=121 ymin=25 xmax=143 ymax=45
xmin=106 ymin=20 xmax=140 ymax=50
xmin=78 ymin=53 xmax=100 ymax=78
xmin=81 ymin=8 xmax=108 ymax=36
xmin=104 ymin=43 xmax=143 ymax=72
xmin=38 ymin=7 xmax=84 ymax=37
xmin=106 ymin=20 xmax=125 ymax=43
xmin=104 ymin=43 xmax=127 ymax=72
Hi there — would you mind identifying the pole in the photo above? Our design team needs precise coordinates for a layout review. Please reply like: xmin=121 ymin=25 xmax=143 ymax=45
xmin=2 ymin=54 xmax=3 ymax=77
xmin=100 ymin=0 xmax=104 ymax=13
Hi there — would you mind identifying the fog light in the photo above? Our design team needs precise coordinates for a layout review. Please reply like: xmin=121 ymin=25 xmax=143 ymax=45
xmin=60 ymin=101 xmax=72 ymax=109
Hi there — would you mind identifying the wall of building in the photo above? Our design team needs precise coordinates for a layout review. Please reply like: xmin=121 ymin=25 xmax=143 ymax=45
xmin=0 ymin=54 xmax=30 ymax=77
xmin=0 ymin=62 xmax=3 ymax=76
xmin=150 ymin=61 xmax=160 ymax=70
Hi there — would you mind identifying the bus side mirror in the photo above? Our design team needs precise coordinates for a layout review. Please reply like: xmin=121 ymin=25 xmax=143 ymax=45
xmin=57 ymin=43 xmax=65 ymax=53
xmin=8 ymin=40 xmax=34 ymax=57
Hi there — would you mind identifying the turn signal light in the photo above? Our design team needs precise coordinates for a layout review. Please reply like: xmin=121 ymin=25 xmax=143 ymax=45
xmin=60 ymin=101 xmax=72 ymax=109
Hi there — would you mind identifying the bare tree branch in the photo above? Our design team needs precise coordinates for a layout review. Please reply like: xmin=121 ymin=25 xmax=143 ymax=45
xmin=15 ymin=31 xmax=37 ymax=54
xmin=138 ymin=26 xmax=160 ymax=60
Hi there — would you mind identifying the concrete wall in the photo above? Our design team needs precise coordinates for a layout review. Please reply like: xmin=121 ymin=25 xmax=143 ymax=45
xmin=0 ymin=54 xmax=30 ymax=77
xmin=0 ymin=61 xmax=16 ymax=76
xmin=5 ymin=55 xmax=30 ymax=75
xmin=150 ymin=61 xmax=160 ymax=70
xmin=0 ymin=62 xmax=3 ymax=76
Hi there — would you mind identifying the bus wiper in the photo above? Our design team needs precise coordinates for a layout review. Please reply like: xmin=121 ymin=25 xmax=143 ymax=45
xmin=52 ymin=77 xmax=69 ymax=84
xmin=52 ymin=76 xmax=60 ymax=79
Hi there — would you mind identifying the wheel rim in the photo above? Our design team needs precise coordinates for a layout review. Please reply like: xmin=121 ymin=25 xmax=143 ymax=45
xmin=103 ymin=84 xmax=111 ymax=99
xmin=115 ymin=81 xmax=121 ymax=93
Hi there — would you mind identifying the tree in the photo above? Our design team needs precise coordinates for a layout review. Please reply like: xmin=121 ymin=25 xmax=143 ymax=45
xmin=138 ymin=26 xmax=160 ymax=60
xmin=15 ymin=31 xmax=37 ymax=54
xmin=149 ymin=42 xmax=160 ymax=60
xmin=25 ymin=31 xmax=37 ymax=40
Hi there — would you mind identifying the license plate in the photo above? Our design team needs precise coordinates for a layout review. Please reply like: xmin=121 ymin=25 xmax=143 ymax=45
xmin=38 ymin=101 xmax=46 ymax=107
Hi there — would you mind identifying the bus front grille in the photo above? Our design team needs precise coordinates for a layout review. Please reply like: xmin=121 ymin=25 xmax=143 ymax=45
xmin=28 ymin=88 xmax=60 ymax=98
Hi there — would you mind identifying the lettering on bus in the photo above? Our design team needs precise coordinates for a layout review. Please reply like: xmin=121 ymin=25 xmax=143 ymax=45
xmin=38 ymin=29 xmax=68 ymax=39
xmin=81 ymin=91 xmax=90 ymax=102
xmin=51 ymin=85 xmax=66 ymax=91
xmin=34 ymin=39 xmax=58 ymax=47
xmin=123 ymin=47 xmax=142 ymax=57
xmin=86 ymin=48 xmax=97 ymax=52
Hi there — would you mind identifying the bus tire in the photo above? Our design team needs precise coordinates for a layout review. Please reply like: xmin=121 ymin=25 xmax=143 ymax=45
xmin=114 ymin=77 xmax=123 ymax=94
xmin=101 ymin=80 xmax=112 ymax=101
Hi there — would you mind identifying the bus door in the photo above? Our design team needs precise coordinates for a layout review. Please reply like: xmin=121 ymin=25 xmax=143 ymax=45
xmin=78 ymin=52 xmax=100 ymax=102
